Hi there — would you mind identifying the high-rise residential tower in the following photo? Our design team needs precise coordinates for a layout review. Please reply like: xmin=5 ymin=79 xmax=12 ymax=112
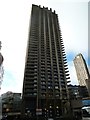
xmin=22 ymin=4 xmax=70 ymax=119
xmin=73 ymin=53 xmax=90 ymax=95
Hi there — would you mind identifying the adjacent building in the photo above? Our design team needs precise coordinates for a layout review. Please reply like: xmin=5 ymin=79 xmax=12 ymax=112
xmin=22 ymin=4 xmax=70 ymax=119
xmin=0 ymin=41 xmax=4 ymax=120
xmin=0 ymin=41 xmax=4 ymax=89
xmin=73 ymin=53 xmax=90 ymax=95
xmin=68 ymin=85 xmax=89 ymax=100
xmin=68 ymin=84 xmax=89 ymax=118
xmin=1 ymin=91 xmax=21 ymax=117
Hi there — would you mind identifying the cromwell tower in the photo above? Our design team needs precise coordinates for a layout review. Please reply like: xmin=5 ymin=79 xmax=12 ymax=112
xmin=22 ymin=4 xmax=70 ymax=119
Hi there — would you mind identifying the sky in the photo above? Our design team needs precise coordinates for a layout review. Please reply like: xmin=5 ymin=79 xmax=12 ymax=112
xmin=0 ymin=0 xmax=89 ymax=95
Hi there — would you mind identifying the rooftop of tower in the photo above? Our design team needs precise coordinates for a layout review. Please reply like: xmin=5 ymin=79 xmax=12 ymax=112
xmin=32 ymin=4 xmax=56 ymax=14
xmin=73 ymin=53 xmax=83 ymax=60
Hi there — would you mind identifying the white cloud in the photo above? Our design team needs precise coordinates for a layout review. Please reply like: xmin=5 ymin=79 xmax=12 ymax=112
xmin=59 ymin=3 xmax=88 ymax=55
xmin=68 ymin=61 xmax=79 ymax=85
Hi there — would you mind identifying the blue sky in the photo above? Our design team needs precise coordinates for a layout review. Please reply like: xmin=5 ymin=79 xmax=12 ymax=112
xmin=0 ymin=0 xmax=89 ymax=94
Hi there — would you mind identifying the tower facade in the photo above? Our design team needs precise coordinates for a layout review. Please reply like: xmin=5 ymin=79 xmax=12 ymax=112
xmin=22 ymin=4 xmax=70 ymax=119
xmin=73 ymin=53 xmax=90 ymax=96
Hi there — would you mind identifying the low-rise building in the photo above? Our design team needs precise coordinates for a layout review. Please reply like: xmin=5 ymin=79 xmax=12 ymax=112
xmin=1 ymin=91 xmax=21 ymax=117
xmin=68 ymin=84 xmax=89 ymax=100
xmin=68 ymin=84 xmax=89 ymax=119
